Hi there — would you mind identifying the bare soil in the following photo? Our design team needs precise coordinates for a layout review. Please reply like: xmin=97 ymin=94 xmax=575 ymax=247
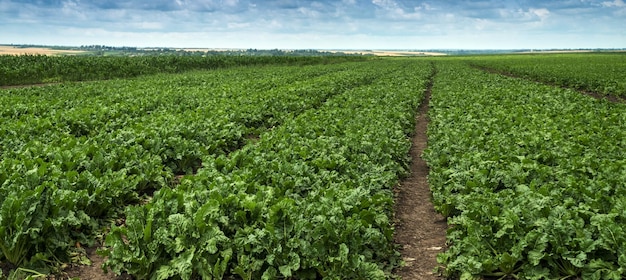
xmin=0 ymin=262 xmax=16 ymax=278
xmin=60 ymin=246 xmax=128 ymax=280
xmin=393 ymin=72 xmax=448 ymax=279
xmin=0 ymin=83 xmax=62 ymax=90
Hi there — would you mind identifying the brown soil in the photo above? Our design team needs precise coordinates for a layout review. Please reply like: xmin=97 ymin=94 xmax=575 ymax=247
xmin=0 ymin=262 xmax=16 ymax=278
xmin=393 ymin=70 xmax=448 ymax=279
xmin=51 ymin=245 xmax=130 ymax=280
xmin=0 ymin=83 xmax=61 ymax=90
xmin=579 ymin=90 xmax=625 ymax=103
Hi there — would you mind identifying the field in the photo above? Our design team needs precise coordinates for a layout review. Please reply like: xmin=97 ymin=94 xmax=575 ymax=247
xmin=0 ymin=46 xmax=86 ymax=56
xmin=466 ymin=53 xmax=626 ymax=97
xmin=325 ymin=50 xmax=448 ymax=56
xmin=1 ymin=53 xmax=625 ymax=279
xmin=428 ymin=57 xmax=626 ymax=279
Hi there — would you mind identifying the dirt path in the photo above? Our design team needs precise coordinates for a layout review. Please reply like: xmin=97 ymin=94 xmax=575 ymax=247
xmin=60 ymin=246 xmax=126 ymax=280
xmin=393 ymin=69 xmax=447 ymax=279
xmin=0 ymin=83 xmax=62 ymax=90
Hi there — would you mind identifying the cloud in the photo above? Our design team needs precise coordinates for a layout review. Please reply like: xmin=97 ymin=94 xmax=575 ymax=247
xmin=498 ymin=7 xmax=550 ymax=22
xmin=530 ymin=8 xmax=550 ymax=19
xmin=0 ymin=0 xmax=623 ymax=49
xmin=371 ymin=0 xmax=422 ymax=20
xmin=266 ymin=0 xmax=302 ymax=9
xmin=601 ymin=0 xmax=625 ymax=7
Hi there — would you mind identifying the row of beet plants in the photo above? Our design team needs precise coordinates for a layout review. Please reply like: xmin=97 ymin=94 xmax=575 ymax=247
xmin=466 ymin=53 xmax=626 ymax=97
xmin=102 ymin=60 xmax=433 ymax=279
xmin=425 ymin=61 xmax=626 ymax=279
xmin=0 ymin=63 xmax=356 ymax=152
xmin=0 ymin=54 xmax=365 ymax=86
xmin=0 ymin=62 xmax=381 ymax=276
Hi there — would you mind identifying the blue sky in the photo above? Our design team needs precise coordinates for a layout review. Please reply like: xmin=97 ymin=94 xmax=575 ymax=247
xmin=1 ymin=0 xmax=624 ymax=49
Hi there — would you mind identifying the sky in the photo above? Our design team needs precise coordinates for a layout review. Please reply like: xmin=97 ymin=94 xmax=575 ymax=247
xmin=1 ymin=0 xmax=625 ymax=49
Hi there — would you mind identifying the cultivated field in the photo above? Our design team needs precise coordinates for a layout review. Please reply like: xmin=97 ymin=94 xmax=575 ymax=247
xmin=0 ymin=45 xmax=86 ymax=56
xmin=326 ymin=49 xmax=448 ymax=56
xmin=1 ymin=53 xmax=625 ymax=279
xmin=171 ymin=48 xmax=448 ymax=56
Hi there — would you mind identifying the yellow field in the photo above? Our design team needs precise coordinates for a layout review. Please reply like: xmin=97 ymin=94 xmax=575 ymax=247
xmin=171 ymin=48 xmax=448 ymax=56
xmin=0 ymin=46 xmax=86 ymax=55
xmin=326 ymin=50 xmax=447 ymax=56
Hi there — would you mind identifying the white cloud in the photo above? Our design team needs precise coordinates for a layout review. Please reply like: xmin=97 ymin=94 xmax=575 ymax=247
xmin=413 ymin=3 xmax=434 ymax=12
xmin=530 ymin=8 xmax=550 ymax=19
xmin=497 ymin=7 xmax=550 ymax=23
xmin=60 ymin=0 xmax=90 ymax=21
xmin=601 ymin=0 xmax=625 ymax=7
xmin=224 ymin=0 xmax=239 ymax=7
xmin=371 ymin=0 xmax=421 ymax=20
xmin=298 ymin=7 xmax=321 ymax=18
xmin=372 ymin=0 xmax=394 ymax=8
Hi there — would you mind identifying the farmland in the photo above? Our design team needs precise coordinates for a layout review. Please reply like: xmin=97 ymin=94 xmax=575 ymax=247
xmin=0 ymin=46 xmax=87 ymax=56
xmin=466 ymin=53 xmax=626 ymax=97
xmin=427 ymin=58 xmax=626 ymax=279
xmin=1 ymin=53 xmax=626 ymax=279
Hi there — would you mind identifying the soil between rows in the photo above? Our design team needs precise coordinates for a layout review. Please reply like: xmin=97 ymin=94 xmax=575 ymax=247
xmin=393 ymin=71 xmax=447 ymax=279
xmin=59 ymin=246 xmax=129 ymax=280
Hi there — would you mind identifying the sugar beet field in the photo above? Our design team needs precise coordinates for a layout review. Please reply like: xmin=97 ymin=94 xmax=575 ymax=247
xmin=1 ymin=53 xmax=626 ymax=279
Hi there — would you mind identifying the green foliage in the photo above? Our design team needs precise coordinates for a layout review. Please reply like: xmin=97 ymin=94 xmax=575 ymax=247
xmin=104 ymin=188 xmax=232 ymax=280
xmin=0 ymin=54 xmax=366 ymax=86
xmin=0 ymin=59 xmax=430 ymax=278
xmin=102 ymin=60 xmax=431 ymax=279
xmin=466 ymin=53 xmax=626 ymax=96
xmin=425 ymin=61 xmax=626 ymax=279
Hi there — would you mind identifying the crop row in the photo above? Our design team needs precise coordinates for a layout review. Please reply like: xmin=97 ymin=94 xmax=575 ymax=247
xmin=0 ymin=55 xmax=366 ymax=86
xmin=425 ymin=61 xmax=626 ymax=279
xmin=0 ymin=61 xmax=403 ymax=277
xmin=1 ymin=63 xmax=373 ymax=157
xmin=466 ymin=53 xmax=626 ymax=96
xmin=102 ymin=60 xmax=433 ymax=279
